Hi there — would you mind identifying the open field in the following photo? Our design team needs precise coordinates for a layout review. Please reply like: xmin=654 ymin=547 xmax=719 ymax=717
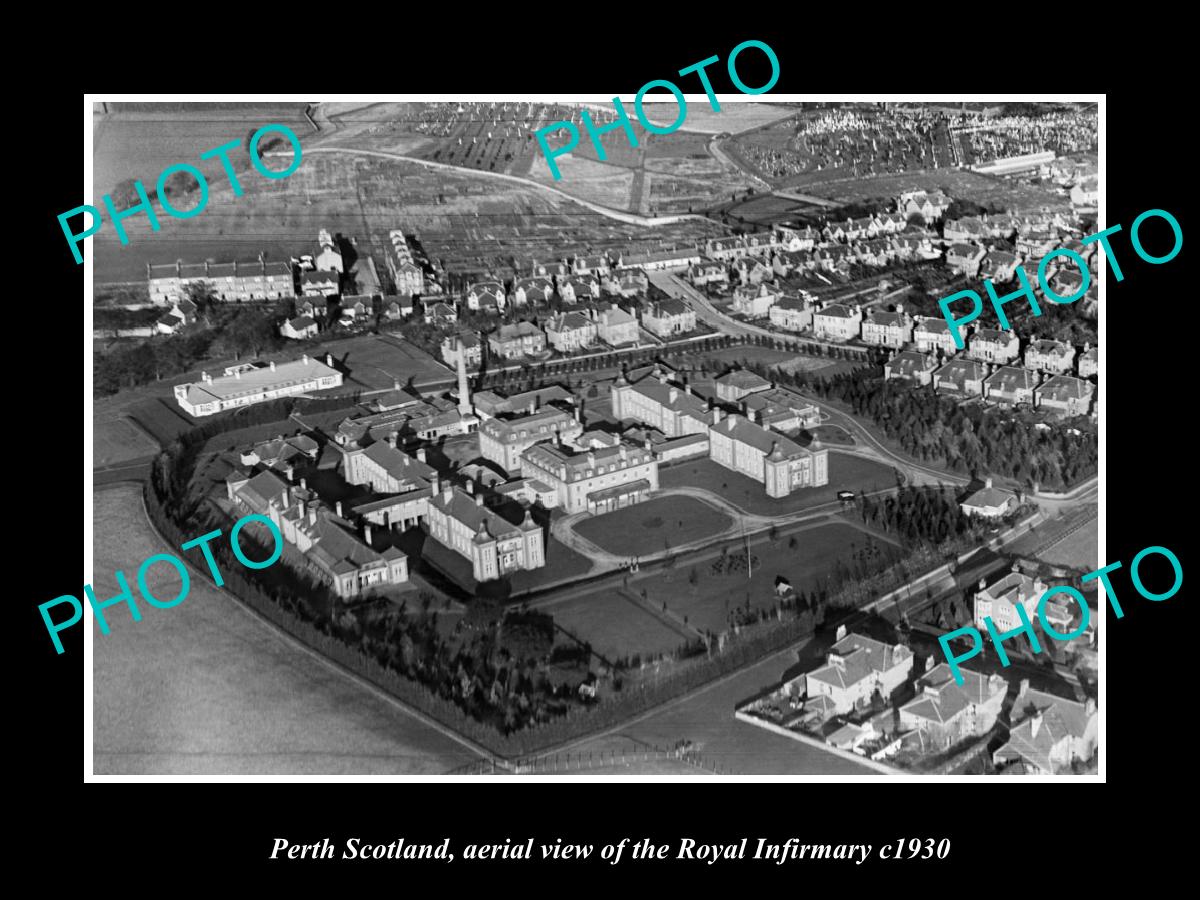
xmin=661 ymin=453 xmax=898 ymax=517
xmin=92 ymin=104 xmax=314 ymax=199
xmin=574 ymin=495 xmax=734 ymax=557
xmin=93 ymin=416 xmax=160 ymax=466
xmin=569 ymin=636 xmax=879 ymax=774
xmin=630 ymin=101 xmax=797 ymax=135
xmin=641 ymin=521 xmax=902 ymax=634
xmin=93 ymin=485 xmax=478 ymax=775
xmin=526 ymin=153 xmax=636 ymax=210
xmin=325 ymin=332 xmax=451 ymax=392
xmin=551 ymin=590 xmax=689 ymax=660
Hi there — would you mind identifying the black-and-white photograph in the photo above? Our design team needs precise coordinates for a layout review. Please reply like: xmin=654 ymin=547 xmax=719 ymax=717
xmin=82 ymin=95 xmax=1106 ymax=780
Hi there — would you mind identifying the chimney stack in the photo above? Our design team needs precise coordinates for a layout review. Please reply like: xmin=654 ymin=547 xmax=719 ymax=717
xmin=416 ymin=448 xmax=427 ymax=463
xmin=1030 ymin=711 xmax=1043 ymax=738
xmin=302 ymin=354 xmax=309 ymax=365
xmin=300 ymin=478 xmax=307 ymax=490
xmin=985 ymin=476 xmax=993 ymax=489
xmin=442 ymin=485 xmax=453 ymax=504
xmin=465 ymin=480 xmax=474 ymax=495
xmin=336 ymin=501 xmax=343 ymax=517
xmin=475 ymin=493 xmax=484 ymax=507
xmin=308 ymin=506 xmax=317 ymax=526
xmin=270 ymin=360 xmax=276 ymax=372
xmin=364 ymin=523 xmax=373 ymax=546
xmin=326 ymin=353 xmax=334 ymax=367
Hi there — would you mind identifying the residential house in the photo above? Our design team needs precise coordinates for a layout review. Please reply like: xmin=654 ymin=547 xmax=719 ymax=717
xmin=571 ymin=254 xmax=612 ymax=277
xmin=558 ymin=273 xmax=600 ymax=304
xmin=960 ymin=477 xmax=1016 ymax=520
xmin=734 ymin=256 xmax=773 ymax=286
xmin=613 ymin=268 xmax=649 ymax=298
xmin=466 ymin=281 xmax=506 ymax=313
xmin=884 ymin=350 xmax=937 ymax=386
xmin=914 ymin=316 xmax=966 ymax=356
xmin=777 ymin=224 xmax=820 ymax=250
xmin=280 ymin=315 xmax=318 ymax=340
xmin=984 ymin=365 xmax=1039 ymax=405
xmin=544 ymin=311 xmax=598 ymax=353
xmin=804 ymin=630 xmax=914 ymax=716
xmin=424 ymin=301 xmax=457 ymax=325
xmin=688 ymin=261 xmax=729 ymax=286
xmin=1035 ymin=374 xmax=1095 ymax=416
xmin=771 ymin=249 xmax=813 ymax=278
xmin=946 ymin=243 xmax=987 ymax=276
xmin=1024 ymin=339 xmax=1077 ymax=375
xmin=932 ymin=358 xmax=987 ymax=397
xmin=705 ymin=236 xmax=747 ymax=261
xmin=967 ymin=328 xmax=1021 ymax=365
xmin=441 ymin=331 xmax=482 ymax=368
xmin=594 ymin=304 xmax=639 ymax=346
xmin=300 ymin=269 xmax=340 ymax=297
xmin=622 ymin=246 xmax=701 ymax=271
xmin=1077 ymin=343 xmax=1098 ymax=379
xmin=899 ymin=663 xmax=1008 ymax=751
xmin=383 ymin=295 xmax=414 ymax=321
xmin=980 ymin=250 xmax=1019 ymax=283
xmin=511 ymin=277 xmax=554 ymax=308
xmin=812 ymin=303 xmax=863 ymax=342
xmin=861 ymin=307 xmax=914 ymax=348
xmin=993 ymin=681 xmax=1098 ymax=775
xmin=768 ymin=295 xmax=813 ymax=333
xmin=943 ymin=217 xmax=989 ymax=243
xmin=974 ymin=566 xmax=1072 ymax=634
xmin=641 ymin=298 xmax=696 ymax=338
xmin=488 ymin=321 xmax=546 ymax=360
xmin=732 ymin=283 xmax=780 ymax=319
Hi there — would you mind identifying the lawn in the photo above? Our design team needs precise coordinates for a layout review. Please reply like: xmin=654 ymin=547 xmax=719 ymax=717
xmin=325 ymin=332 xmax=451 ymax=392
xmin=573 ymin=495 xmax=733 ymax=557
xmin=638 ymin=521 xmax=903 ymax=634
xmin=660 ymin=453 xmax=898 ymax=517
xmin=551 ymin=590 xmax=690 ymax=661
xmin=93 ymin=416 xmax=161 ymax=467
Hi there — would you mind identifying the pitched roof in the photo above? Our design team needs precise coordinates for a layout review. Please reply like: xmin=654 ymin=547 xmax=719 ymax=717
xmin=808 ymin=633 xmax=909 ymax=691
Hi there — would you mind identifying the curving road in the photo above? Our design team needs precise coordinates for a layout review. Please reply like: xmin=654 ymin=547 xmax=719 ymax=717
xmin=285 ymin=146 xmax=715 ymax=229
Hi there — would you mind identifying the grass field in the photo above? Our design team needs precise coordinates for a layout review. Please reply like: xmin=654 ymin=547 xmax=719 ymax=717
xmin=526 ymin=153 xmax=636 ymax=210
xmin=573 ymin=495 xmax=733 ymax=557
xmin=92 ymin=104 xmax=314 ymax=199
xmin=551 ymin=590 xmax=690 ymax=660
xmin=93 ymin=485 xmax=477 ymax=775
xmin=640 ymin=521 xmax=903 ymax=634
xmin=325 ymin=332 xmax=451 ymax=391
xmin=660 ymin=453 xmax=897 ymax=517
xmin=93 ymin=416 xmax=160 ymax=466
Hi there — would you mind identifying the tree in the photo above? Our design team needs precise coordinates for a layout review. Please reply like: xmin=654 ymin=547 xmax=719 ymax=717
xmin=109 ymin=179 xmax=142 ymax=212
xmin=184 ymin=280 xmax=219 ymax=317
xmin=161 ymin=168 xmax=200 ymax=201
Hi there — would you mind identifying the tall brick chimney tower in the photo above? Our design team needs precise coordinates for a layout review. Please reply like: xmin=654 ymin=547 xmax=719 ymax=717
xmin=456 ymin=336 xmax=472 ymax=417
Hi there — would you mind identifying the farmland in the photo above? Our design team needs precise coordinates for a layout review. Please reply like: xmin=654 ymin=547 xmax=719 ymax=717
xmin=309 ymin=101 xmax=760 ymax=216
xmin=93 ymin=485 xmax=476 ymax=775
